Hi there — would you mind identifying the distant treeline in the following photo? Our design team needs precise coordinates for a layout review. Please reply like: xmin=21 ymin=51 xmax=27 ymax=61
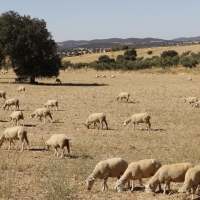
xmin=62 ymin=49 xmax=200 ymax=71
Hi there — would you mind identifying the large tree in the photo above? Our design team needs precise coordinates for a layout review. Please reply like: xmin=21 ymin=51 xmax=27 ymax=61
xmin=0 ymin=11 xmax=62 ymax=83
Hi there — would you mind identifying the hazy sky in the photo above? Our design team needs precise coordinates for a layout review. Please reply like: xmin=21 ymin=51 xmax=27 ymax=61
xmin=0 ymin=0 xmax=200 ymax=42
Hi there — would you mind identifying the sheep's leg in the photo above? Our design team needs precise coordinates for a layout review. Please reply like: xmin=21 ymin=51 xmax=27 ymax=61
xmin=104 ymin=120 xmax=108 ymax=130
xmin=148 ymin=122 xmax=151 ymax=130
xmin=158 ymin=183 xmax=162 ymax=192
xmin=21 ymin=141 xmax=24 ymax=151
xmin=60 ymin=148 xmax=65 ymax=158
xmin=131 ymin=180 xmax=134 ymax=191
xmin=163 ymin=182 xmax=167 ymax=194
xmin=102 ymin=178 xmax=108 ymax=191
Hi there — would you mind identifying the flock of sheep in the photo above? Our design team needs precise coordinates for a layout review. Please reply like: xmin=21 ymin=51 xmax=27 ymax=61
xmin=0 ymin=79 xmax=200 ymax=199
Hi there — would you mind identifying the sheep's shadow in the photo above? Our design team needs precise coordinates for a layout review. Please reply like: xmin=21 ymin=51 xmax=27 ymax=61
xmin=29 ymin=148 xmax=46 ymax=151
xmin=0 ymin=120 xmax=9 ymax=122
xmin=66 ymin=154 xmax=93 ymax=159
xmin=24 ymin=124 xmax=36 ymax=127
xmin=131 ymin=186 xmax=144 ymax=192
xmin=52 ymin=121 xmax=64 ymax=124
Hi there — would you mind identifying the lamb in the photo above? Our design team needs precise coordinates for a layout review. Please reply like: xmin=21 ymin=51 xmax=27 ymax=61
xmin=115 ymin=159 xmax=162 ymax=192
xmin=178 ymin=165 xmax=200 ymax=200
xmin=124 ymin=113 xmax=151 ymax=131
xmin=0 ymin=90 xmax=6 ymax=100
xmin=10 ymin=111 xmax=24 ymax=126
xmin=116 ymin=92 xmax=130 ymax=103
xmin=44 ymin=100 xmax=58 ymax=111
xmin=45 ymin=134 xmax=70 ymax=158
xmin=2 ymin=98 xmax=19 ymax=110
xmin=145 ymin=163 xmax=193 ymax=194
xmin=18 ymin=85 xmax=25 ymax=92
xmin=0 ymin=126 xmax=29 ymax=151
xmin=102 ymin=75 xmax=106 ymax=78
xmin=183 ymin=97 xmax=198 ymax=104
xmin=85 ymin=157 xmax=128 ymax=191
xmin=30 ymin=107 xmax=53 ymax=123
xmin=95 ymin=75 xmax=99 ymax=78
xmin=84 ymin=113 xmax=108 ymax=130
xmin=111 ymin=75 xmax=115 ymax=78
xmin=55 ymin=78 xmax=62 ymax=84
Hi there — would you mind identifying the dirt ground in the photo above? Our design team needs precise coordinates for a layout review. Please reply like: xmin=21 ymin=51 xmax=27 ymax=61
xmin=0 ymin=68 xmax=200 ymax=199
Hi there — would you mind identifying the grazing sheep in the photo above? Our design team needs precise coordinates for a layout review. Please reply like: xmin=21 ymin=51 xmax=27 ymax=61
xmin=178 ymin=165 xmax=200 ymax=200
xmin=183 ymin=97 xmax=198 ymax=104
xmin=85 ymin=157 xmax=128 ymax=191
xmin=44 ymin=100 xmax=58 ymax=111
xmin=55 ymin=78 xmax=62 ymax=84
xmin=10 ymin=111 xmax=24 ymax=126
xmin=2 ymin=98 xmax=19 ymax=110
xmin=84 ymin=113 xmax=108 ymax=130
xmin=30 ymin=107 xmax=52 ymax=123
xmin=102 ymin=75 xmax=106 ymax=78
xmin=0 ymin=126 xmax=29 ymax=151
xmin=145 ymin=163 xmax=193 ymax=194
xmin=187 ymin=77 xmax=192 ymax=81
xmin=124 ymin=113 xmax=151 ymax=131
xmin=116 ymin=92 xmax=130 ymax=103
xmin=18 ymin=85 xmax=25 ymax=92
xmin=95 ymin=75 xmax=99 ymax=78
xmin=0 ymin=90 xmax=6 ymax=100
xmin=45 ymin=134 xmax=70 ymax=158
xmin=115 ymin=159 xmax=162 ymax=192
xmin=111 ymin=75 xmax=115 ymax=78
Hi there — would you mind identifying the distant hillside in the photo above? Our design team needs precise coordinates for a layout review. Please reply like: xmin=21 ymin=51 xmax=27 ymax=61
xmin=57 ymin=36 xmax=200 ymax=51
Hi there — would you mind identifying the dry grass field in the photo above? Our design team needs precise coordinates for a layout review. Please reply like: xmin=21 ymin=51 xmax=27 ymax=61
xmin=63 ymin=44 xmax=200 ymax=64
xmin=1 ymin=51 xmax=200 ymax=199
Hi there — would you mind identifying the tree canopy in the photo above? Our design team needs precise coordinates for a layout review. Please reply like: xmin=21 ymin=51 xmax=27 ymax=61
xmin=0 ymin=11 xmax=62 ymax=83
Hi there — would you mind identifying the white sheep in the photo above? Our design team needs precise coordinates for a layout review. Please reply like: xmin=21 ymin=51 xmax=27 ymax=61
xmin=55 ymin=78 xmax=62 ymax=84
xmin=44 ymin=100 xmax=58 ymax=111
xmin=178 ymin=165 xmax=200 ymax=200
xmin=102 ymin=75 xmax=106 ymax=78
xmin=116 ymin=92 xmax=130 ymax=103
xmin=145 ymin=163 xmax=193 ymax=194
xmin=84 ymin=113 xmax=108 ymax=130
xmin=187 ymin=77 xmax=192 ymax=81
xmin=2 ymin=98 xmax=19 ymax=110
xmin=95 ymin=75 xmax=99 ymax=78
xmin=85 ymin=157 xmax=128 ymax=191
xmin=0 ymin=126 xmax=29 ymax=151
xmin=18 ymin=85 xmax=25 ymax=92
xmin=0 ymin=90 xmax=6 ymax=100
xmin=183 ymin=97 xmax=198 ymax=104
xmin=111 ymin=75 xmax=115 ymax=78
xmin=45 ymin=134 xmax=70 ymax=158
xmin=10 ymin=111 xmax=24 ymax=126
xmin=115 ymin=159 xmax=162 ymax=192
xmin=124 ymin=113 xmax=151 ymax=131
xmin=30 ymin=107 xmax=53 ymax=123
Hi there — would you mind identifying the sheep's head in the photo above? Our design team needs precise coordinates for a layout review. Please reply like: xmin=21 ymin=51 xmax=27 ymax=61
xmin=30 ymin=113 xmax=35 ymax=118
xmin=123 ymin=120 xmax=128 ymax=126
xmin=45 ymin=142 xmax=50 ymax=150
xmin=194 ymin=102 xmax=199 ymax=108
xmin=145 ymin=183 xmax=157 ymax=193
xmin=115 ymin=180 xmax=124 ymax=193
xmin=85 ymin=177 xmax=95 ymax=190
xmin=2 ymin=104 xmax=6 ymax=110
xmin=83 ymin=122 xmax=89 ymax=129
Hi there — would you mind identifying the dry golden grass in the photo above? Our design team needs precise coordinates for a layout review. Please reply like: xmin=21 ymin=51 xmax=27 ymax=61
xmin=63 ymin=44 xmax=200 ymax=63
xmin=0 ymin=64 xmax=200 ymax=199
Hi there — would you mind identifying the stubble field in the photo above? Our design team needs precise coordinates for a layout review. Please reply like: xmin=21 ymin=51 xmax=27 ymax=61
xmin=0 ymin=67 xmax=200 ymax=200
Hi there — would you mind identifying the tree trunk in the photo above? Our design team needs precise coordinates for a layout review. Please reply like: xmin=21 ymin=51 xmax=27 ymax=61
xmin=30 ymin=76 xmax=35 ymax=83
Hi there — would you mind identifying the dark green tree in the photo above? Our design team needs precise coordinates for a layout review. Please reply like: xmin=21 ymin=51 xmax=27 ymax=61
xmin=0 ymin=11 xmax=62 ymax=83
xmin=147 ymin=50 xmax=153 ymax=55
xmin=121 ymin=44 xmax=128 ymax=50
xmin=111 ymin=46 xmax=119 ymax=51
xmin=124 ymin=48 xmax=137 ymax=61
xmin=161 ymin=50 xmax=178 ymax=58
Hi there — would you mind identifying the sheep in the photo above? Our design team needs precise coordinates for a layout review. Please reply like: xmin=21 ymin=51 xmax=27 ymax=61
xmin=187 ymin=77 xmax=192 ymax=81
xmin=2 ymin=98 xmax=19 ymax=111
xmin=30 ymin=107 xmax=53 ymax=123
xmin=111 ymin=75 xmax=115 ymax=78
xmin=0 ymin=90 xmax=6 ymax=100
xmin=145 ymin=163 xmax=193 ymax=194
xmin=10 ymin=111 xmax=24 ymax=126
xmin=0 ymin=126 xmax=29 ymax=151
xmin=18 ymin=85 xmax=25 ymax=92
xmin=84 ymin=113 xmax=108 ymax=130
xmin=115 ymin=159 xmax=162 ymax=192
xmin=95 ymin=75 xmax=99 ymax=78
xmin=178 ymin=165 xmax=200 ymax=200
xmin=124 ymin=113 xmax=151 ymax=131
xmin=102 ymin=75 xmax=106 ymax=78
xmin=85 ymin=157 xmax=128 ymax=191
xmin=194 ymin=100 xmax=200 ymax=108
xmin=116 ymin=92 xmax=130 ymax=103
xmin=44 ymin=100 xmax=58 ymax=111
xmin=55 ymin=78 xmax=62 ymax=84
xmin=183 ymin=97 xmax=198 ymax=104
xmin=45 ymin=134 xmax=70 ymax=158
